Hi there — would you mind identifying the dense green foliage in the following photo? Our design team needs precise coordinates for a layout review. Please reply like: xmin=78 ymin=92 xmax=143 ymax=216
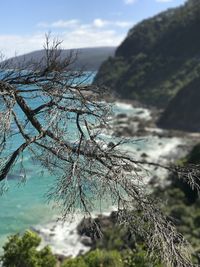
xmin=62 ymin=250 xmax=123 ymax=267
xmin=169 ymin=143 xmax=200 ymax=204
xmin=61 ymin=248 xmax=161 ymax=267
xmin=0 ymin=229 xmax=161 ymax=267
xmin=1 ymin=230 xmax=57 ymax=267
xmin=158 ymin=75 xmax=200 ymax=132
xmin=62 ymin=257 xmax=88 ymax=267
xmin=155 ymin=143 xmax=200 ymax=263
xmin=94 ymin=0 xmax=200 ymax=108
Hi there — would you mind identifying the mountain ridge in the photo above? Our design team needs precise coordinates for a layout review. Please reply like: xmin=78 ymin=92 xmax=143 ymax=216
xmin=3 ymin=46 xmax=116 ymax=71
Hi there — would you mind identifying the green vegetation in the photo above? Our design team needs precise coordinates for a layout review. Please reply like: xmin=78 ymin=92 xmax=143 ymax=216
xmin=63 ymin=143 xmax=200 ymax=266
xmin=61 ymin=257 xmax=88 ymax=267
xmin=1 ymin=230 xmax=57 ymax=267
xmin=2 ymin=143 xmax=200 ymax=266
xmin=94 ymin=0 xmax=200 ymax=108
xmin=61 ymin=250 xmax=123 ymax=267
xmin=0 ymin=230 xmax=161 ymax=267
xmin=158 ymin=76 xmax=200 ymax=131
xmin=0 ymin=229 xmax=161 ymax=267
xmin=155 ymin=143 xmax=200 ymax=263
xmin=80 ymin=249 xmax=123 ymax=267
xmin=61 ymin=248 xmax=161 ymax=267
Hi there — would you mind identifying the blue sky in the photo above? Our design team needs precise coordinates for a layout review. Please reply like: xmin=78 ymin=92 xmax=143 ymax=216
xmin=0 ymin=0 xmax=186 ymax=57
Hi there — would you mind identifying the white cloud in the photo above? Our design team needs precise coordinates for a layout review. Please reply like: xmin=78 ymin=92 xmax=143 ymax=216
xmin=38 ymin=19 xmax=134 ymax=30
xmin=124 ymin=0 xmax=137 ymax=5
xmin=37 ymin=19 xmax=79 ymax=28
xmin=0 ymin=18 xmax=134 ymax=58
xmin=0 ymin=34 xmax=44 ymax=58
xmin=93 ymin=19 xmax=108 ymax=28
xmin=61 ymin=29 xmax=124 ymax=49
xmin=92 ymin=19 xmax=133 ymax=28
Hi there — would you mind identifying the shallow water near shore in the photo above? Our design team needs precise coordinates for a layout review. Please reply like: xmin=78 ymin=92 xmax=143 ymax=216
xmin=0 ymin=101 xmax=186 ymax=256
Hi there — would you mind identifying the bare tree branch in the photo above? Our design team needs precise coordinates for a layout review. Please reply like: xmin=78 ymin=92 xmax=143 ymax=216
xmin=0 ymin=35 xmax=198 ymax=267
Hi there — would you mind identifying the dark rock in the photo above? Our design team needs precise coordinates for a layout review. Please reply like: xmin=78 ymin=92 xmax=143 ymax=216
xmin=80 ymin=236 xmax=93 ymax=246
xmin=141 ymin=153 xmax=148 ymax=158
xmin=55 ymin=254 xmax=68 ymax=263
xmin=136 ymin=110 xmax=144 ymax=115
xmin=77 ymin=211 xmax=118 ymax=241
xmin=107 ymin=142 xmax=115 ymax=149
xmin=78 ymin=249 xmax=85 ymax=256
xmin=50 ymin=226 xmax=56 ymax=231
xmin=49 ymin=233 xmax=55 ymax=237
xmin=116 ymin=113 xmax=128 ymax=119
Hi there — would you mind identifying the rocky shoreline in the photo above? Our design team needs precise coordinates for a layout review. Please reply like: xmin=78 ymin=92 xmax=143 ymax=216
xmin=112 ymin=101 xmax=200 ymax=139
xmin=32 ymin=101 xmax=200 ymax=261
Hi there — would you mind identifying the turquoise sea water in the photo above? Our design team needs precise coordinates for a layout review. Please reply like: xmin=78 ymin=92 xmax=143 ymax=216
xmin=0 ymin=72 xmax=97 ymax=250
xmin=0 ymin=73 xmax=180 ymax=253
xmin=0 ymin=103 xmax=137 ymax=251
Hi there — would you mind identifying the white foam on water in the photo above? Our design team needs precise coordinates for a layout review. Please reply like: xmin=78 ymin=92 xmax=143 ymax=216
xmin=35 ymin=206 xmax=119 ymax=258
xmin=0 ymin=100 xmax=186 ymax=260
xmin=35 ymin=214 xmax=90 ymax=257
xmin=146 ymin=137 xmax=182 ymax=161
xmin=114 ymin=102 xmax=151 ymax=120
xmin=120 ymin=135 xmax=184 ymax=183
xmin=114 ymin=102 xmax=134 ymax=110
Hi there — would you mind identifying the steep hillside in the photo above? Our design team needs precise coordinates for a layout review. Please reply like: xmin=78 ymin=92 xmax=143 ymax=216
xmin=94 ymin=0 xmax=200 ymax=108
xmin=3 ymin=47 xmax=115 ymax=71
xmin=157 ymin=76 xmax=200 ymax=132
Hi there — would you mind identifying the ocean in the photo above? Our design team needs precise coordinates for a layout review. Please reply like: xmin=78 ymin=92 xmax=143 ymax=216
xmin=0 ymin=74 xmax=184 ymax=256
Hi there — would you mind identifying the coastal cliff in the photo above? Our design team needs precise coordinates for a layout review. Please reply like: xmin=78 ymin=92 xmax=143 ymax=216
xmin=158 ymin=76 xmax=200 ymax=132
xmin=94 ymin=0 xmax=200 ymax=108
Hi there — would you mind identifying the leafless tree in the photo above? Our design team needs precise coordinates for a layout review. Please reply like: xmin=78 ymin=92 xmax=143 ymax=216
xmin=0 ymin=34 xmax=198 ymax=267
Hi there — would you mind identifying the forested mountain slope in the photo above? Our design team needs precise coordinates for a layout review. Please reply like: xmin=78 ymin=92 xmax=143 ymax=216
xmin=94 ymin=0 xmax=200 ymax=108
xmin=157 ymin=76 xmax=200 ymax=132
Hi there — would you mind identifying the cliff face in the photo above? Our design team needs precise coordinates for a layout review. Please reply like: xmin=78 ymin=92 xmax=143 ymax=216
xmin=157 ymin=77 xmax=200 ymax=132
xmin=94 ymin=0 xmax=200 ymax=108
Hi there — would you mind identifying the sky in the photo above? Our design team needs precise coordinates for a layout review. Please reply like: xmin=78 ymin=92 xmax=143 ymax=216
xmin=0 ymin=0 xmax=186 ymax=58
